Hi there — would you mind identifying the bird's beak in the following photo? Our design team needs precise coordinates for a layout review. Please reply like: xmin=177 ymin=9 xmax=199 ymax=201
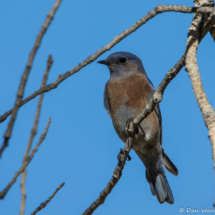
xmin=97 ymin=60 xmax=110 ymax=65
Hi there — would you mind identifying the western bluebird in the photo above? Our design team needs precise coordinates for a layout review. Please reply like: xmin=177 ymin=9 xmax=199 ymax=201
xmin=98 ymin=52 xmax=178 ymax=204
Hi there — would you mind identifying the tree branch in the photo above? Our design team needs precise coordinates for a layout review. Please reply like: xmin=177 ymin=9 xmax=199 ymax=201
xmin=0 ymin=5 xmax=214 ymax=126
xmin=0 ymin=0 xmax=61 ymax=158
xmin=0 ymin=118 xmax=51 ymax=199
xmin=133 ymin=14 xmax=215 ymax=126
xmin=30 ymin=182 xmax=65 ymax=215
xmin=82 ymin=7 xmax=215 ymax=214
xmin=185 ymin=14 xmax=215 ymax=207
xmin=19 ymin=55 xmax=53 ymax=215
xmin=82 ymin=125 xmax=135 ymax=215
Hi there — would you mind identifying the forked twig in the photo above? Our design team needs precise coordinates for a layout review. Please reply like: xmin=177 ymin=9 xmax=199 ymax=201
xmin=0 ymin=118 xmax=51 ymax=199
xmin=0 ymin=0 xmax=61 ymax=157
xmin=20 ymin=55 xmax=53 ymax=215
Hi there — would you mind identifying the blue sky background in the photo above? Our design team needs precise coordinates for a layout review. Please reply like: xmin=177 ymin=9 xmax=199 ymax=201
xmin=1 ymin=0 xmax=215 ymax=214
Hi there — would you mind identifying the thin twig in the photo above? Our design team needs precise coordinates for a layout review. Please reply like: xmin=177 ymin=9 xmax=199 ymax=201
xmin=82 ymin=10 xmax=215 ymax=214
xmin=133 ymin=14 xmax=215 ymax=126
xmin=0 ymin=0 xmax=61 ymax=157
xmin=0 ymin=118 xmax=51 ymax=199
xmin=20 ymin=55 xmax=53 ymax=215
xmin=0 ymin=5 xmax=214 ymax=125
xmin=30 ymin=182 xmax=65 ymax=215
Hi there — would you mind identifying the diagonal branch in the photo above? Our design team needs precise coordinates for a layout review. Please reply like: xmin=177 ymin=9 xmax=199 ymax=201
xmin=30 ymin=182 xmax=65 ymax=215
xmin=0 ymin=118 xmax=51 ymax=199
xmin=82 ymin=127 xmax=135 ymax=215
xmin=134 ymin=0 xmax=215 ymax=128
xmin=133 ymin=15 xmax=215 ymax=126
xmin=82 ymin=10 xmax=215 ymax=214
xmin=0 ymin=5 xmax=215 ymax=125
xmin=0 ymin=0 xmax=61 ymax=158
xmin=20 ymin=55 xmax=53 ymax=215
xmin=82 ymin=53 xmax=186 ymax=215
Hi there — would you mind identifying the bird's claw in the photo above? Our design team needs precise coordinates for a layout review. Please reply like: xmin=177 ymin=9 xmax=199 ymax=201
xmin=126 ymin=118 xmax=138 ymax=134
xmin=117 ymin=149 xmax=124 ymax=163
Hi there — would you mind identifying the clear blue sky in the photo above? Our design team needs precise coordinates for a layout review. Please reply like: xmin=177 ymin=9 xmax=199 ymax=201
xmin=1 ymin=0 xmax=215 ymax=214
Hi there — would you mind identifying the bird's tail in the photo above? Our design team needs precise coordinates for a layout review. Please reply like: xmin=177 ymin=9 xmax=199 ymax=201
xmin=146 ymin=167 xmax=174 ymax=204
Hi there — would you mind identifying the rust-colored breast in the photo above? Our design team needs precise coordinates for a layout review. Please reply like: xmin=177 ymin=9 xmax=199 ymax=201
xmin=105 ymin=73 xmax=152 ymax=115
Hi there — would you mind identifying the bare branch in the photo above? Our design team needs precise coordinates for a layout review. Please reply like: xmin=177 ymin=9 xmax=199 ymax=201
xmin=30 ymin=182 xmax=65 ymax=215
xmin=20 ymin=55 xmax=53 ymax=215
xmin=185 ymin=18 xmax=215 ymax=205
xmin=0 ymin=118 xmax=51 ymax=199
xmin=0 ymin=0 xmax=61 ymax=157
xmin=0 ymin=5 xmax=215 ymax=125
xmin=82 ymin=9 xmax=215 ymax=214
xmin=82 ymin=125 xmax=135 ymax=215
xmin=133 ymin=9 xmax=215 ymax=127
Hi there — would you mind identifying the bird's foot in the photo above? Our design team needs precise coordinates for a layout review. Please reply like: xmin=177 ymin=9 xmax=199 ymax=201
xmin=117 ymin=149 xmax=124 ymax=163
xmin=126 ymin=118 xmax=138 ymax=134
xmin=117 ymin=148 xmax=132 ymax=162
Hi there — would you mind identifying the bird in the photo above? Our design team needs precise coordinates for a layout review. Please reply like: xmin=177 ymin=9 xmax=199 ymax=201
xmin=98 ymin=51 xmax=178 ymax=204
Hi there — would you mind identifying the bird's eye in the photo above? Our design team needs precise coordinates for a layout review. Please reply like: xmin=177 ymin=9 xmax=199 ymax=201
xmin=119 ymin=57 xmax=127 ymax=63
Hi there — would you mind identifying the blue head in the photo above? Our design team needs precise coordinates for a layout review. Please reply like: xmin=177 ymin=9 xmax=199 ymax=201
xmin=97 ymin=52 xmax=146 ymax=79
